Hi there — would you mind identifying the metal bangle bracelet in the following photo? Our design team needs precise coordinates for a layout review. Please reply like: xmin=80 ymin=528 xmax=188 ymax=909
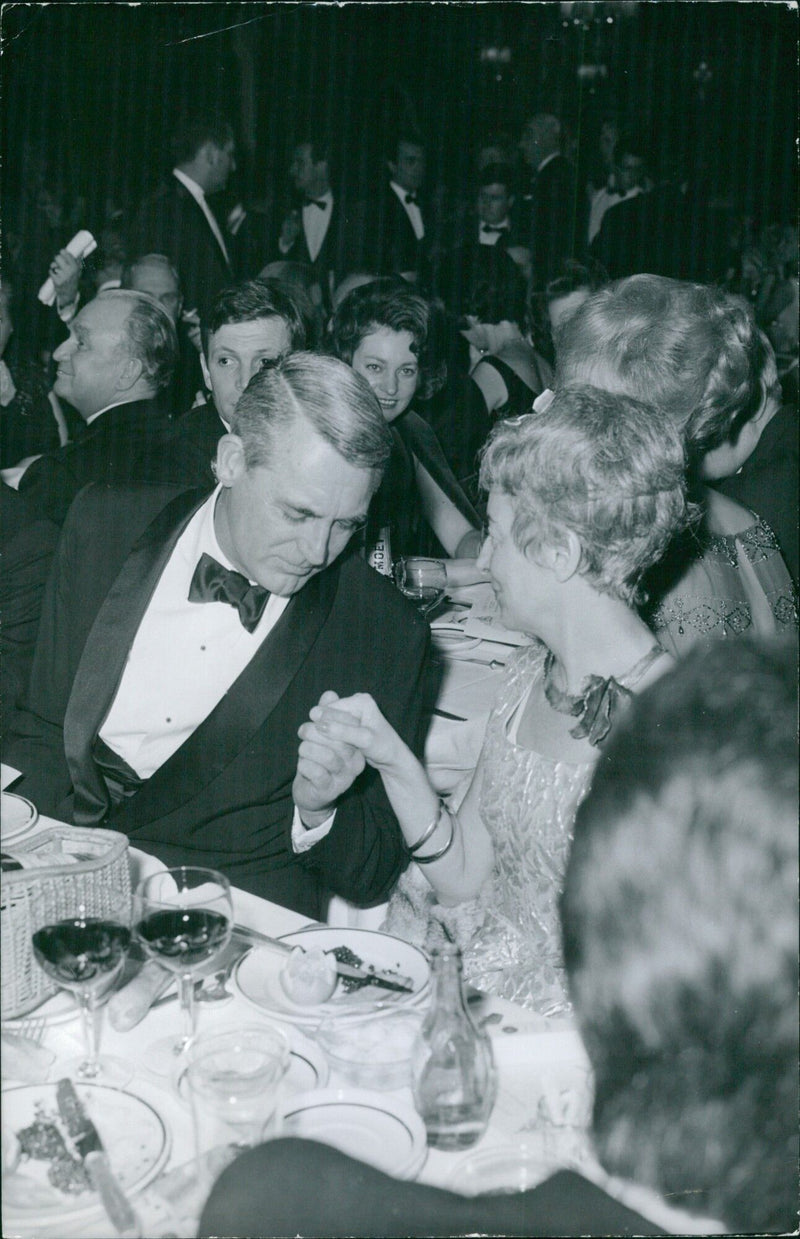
xmin=413 ymin=805 xmax=456 ymax=865
xmin=406 ymin=800 xmax=444 ymax=855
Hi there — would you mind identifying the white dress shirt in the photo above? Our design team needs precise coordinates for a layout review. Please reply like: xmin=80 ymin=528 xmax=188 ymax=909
xmin=302 ymin=189 xmax=333 ymax=262
xmin=98 ymin=487 xmax=333 ymax=850
xmin=390 ymin=181 xmax=425 ymax=241
xmin=588 ymin=184 xmax=643 ymax=244
xmin=100 ymin=487 xmax=288 ymax=777
xmin=172 ymin=168 xmax=231 ymax=268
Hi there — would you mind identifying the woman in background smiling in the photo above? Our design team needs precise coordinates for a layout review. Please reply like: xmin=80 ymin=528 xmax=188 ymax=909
xmin=330 ymin=278 xmax=482 ymax=564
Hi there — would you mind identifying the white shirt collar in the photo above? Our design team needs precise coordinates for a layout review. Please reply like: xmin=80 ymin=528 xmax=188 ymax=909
xmin=172 ymin=167 xmax=207 ymax=204
xmin=302 ymin=188 xmax=333 ymax=208
xmin=389 ymin=181 xmax=425 ymax=240
xmin=536 ymin=150 xmax=561 ymax=174
xmin=84 ymin=397 xmax=142 ymax=427
xmin=390 ymin=180 xmax=419 ymax=204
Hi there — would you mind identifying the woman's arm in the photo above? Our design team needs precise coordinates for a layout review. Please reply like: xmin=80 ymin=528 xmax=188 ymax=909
xmin=470 ymin=359 xmax=509 ymax=416
xmin=297 ymin=692 xmax=494 ymax=904
xmin=413 ymin=457 xmax=478 ymax=557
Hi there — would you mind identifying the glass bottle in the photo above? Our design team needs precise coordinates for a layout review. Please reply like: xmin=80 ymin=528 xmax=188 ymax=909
xmin=367 ymin=524 xmax=393 ymax=576
xmin=411 ymin=946 xmax=496 ymax=1150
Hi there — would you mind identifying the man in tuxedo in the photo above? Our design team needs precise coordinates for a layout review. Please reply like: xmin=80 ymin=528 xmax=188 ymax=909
xmin=13 ymin=290 xmax=177 ymax=525
xmin=353 ymin=133 xmax=429 ymax=280
xmin=275 ymin=138 xmax=343 ymax=302
xmin=160 ymin=277 xmax=307 ymax=488
xmin=518 ymin=113 xmax=583 ymax=291
xmin=7 ymin=353 xmax=429 ymax=919
xmin=130 ymin=111 xmax=237 ymax=322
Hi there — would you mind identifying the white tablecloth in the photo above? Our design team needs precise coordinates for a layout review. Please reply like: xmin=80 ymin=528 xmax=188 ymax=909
xmin=2 ymin=832 xmax=594 ymax=1238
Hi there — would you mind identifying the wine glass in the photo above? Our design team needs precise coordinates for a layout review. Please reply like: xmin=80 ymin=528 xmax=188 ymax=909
xmin=30 ymin=885 xmax=133 ymax=1086
xmin=133 ymin=867 xmax=233 ymax=1073
xmin=394 ymin=557 xmax=448 ymax=618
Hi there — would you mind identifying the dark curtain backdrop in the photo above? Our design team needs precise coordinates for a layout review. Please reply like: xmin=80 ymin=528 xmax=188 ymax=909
xmin=1 ymin=3 xmax=796 ymax=292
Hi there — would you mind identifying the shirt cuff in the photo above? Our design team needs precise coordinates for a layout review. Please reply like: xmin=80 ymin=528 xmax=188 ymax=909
xmin=291 ymin=804 xmax=336 ymax=852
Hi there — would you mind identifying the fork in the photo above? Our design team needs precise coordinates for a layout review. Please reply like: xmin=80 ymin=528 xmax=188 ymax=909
xmin=13 ymin=1014 xmax=46 ymax=1045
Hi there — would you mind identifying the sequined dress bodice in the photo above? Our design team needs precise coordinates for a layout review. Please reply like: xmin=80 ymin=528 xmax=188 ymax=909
xmin=465 ymin=642 xmax=596 ymax=1013
xmin=383 ymin=642 xmax=597 ymax=1015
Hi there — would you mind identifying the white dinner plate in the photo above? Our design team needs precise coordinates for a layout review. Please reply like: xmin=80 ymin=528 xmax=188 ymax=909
xmin=1 ymin=1081 xmax=170 ymax=1226
xmin=234 ymin=927 xmax=430 ymax=1026
xmin=177 ymin=1024 xmax=329 ymax=1101
xmin=444 ymin=1139 xmax=553 ymax=1196
xmin=431 ymin=631 xmax=483 ymax=656
xmin=279 ymin=1086 xmax=427 ymax=1179
xmin=1 ymin=793 xmax=39 ymax=844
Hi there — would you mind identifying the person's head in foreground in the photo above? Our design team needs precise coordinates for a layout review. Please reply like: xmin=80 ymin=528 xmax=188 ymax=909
xmin=200 ymin=278 xmax=306 ymax=425
xmin=476 ymin=384 xmax=688 ymax=633
xmin=51 ymin=288 xmax=178 ymax=420
xmin=329 ymin=277 xmax=446 ymax=422
xmin=561 ymin=636 xmax=799 ymax=1233
xmin=555 ymin=274 xmax=766 ymax=478
xmin=213 ymin=350 xmax=391 ymax=595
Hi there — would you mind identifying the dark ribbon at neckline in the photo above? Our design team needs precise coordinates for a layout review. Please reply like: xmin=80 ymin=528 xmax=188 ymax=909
xmin=305 ymin=198 xmax=328 ymax=209
xmin=405 ymin=193 xmax=419 ymax=205
xmin=188 ymin=552 xmax=269 ymax=633
xmin=542 ymin=646 xmax=663 ymax=747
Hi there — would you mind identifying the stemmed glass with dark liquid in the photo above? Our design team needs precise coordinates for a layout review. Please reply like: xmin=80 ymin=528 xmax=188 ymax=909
xmin=133 ymin=867 xmax=233 ymax=1073
xmin=30 ymin=886 xmax=133 ymax=1086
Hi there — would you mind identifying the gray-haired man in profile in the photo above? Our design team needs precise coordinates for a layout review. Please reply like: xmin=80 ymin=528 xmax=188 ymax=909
xmin=13 ymin=288 xmax=177 ymax=525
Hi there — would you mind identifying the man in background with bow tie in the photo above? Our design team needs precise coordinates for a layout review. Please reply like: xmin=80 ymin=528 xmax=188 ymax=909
xmin=7 ymin=353 xmax=430 ymax=919
xmin=275 ymin=137 xmax=343 ymax=303
xmin=350 ymin=132 xmax=429 ymax=281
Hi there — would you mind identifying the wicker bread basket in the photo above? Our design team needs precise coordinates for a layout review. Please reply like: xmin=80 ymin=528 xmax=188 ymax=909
xmin=1 ymin=825 xmax=131 ymax=1019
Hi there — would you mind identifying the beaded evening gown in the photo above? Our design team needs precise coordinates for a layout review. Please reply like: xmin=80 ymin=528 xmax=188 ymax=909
xmin=384 ymin=643 xmax=597 ymax=1015
xmin=644 ymin=512 xmax=797 ymax=658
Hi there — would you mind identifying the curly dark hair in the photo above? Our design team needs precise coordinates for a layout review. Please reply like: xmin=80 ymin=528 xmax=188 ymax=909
xmin=328 ymin=278 xmax=446 ymax=400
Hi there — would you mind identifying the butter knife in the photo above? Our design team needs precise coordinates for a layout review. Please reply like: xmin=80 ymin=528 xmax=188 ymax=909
xmin=56 ymin=1078 xmax=141 ymax=1237
xmin=232 ymin=925 xmax=414 ymax=993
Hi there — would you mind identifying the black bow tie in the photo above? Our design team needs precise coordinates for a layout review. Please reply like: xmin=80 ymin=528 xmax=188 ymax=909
xmin=405 ymin=193 xmax=419 ymax=206
xmin=188 ymin=553 xmax=269 ymax=633
xmin=481 ymin=223 xmax=508 ymax=233
xmin=305 ymin=198 xmax=328 ymax=210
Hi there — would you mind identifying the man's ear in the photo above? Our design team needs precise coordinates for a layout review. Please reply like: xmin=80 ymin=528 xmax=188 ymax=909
xmin=215 ymin=434 xmax=247 ymax=487
xmin=387 ymin=159 xmax=398 ymax=182
xmin=549 ymin=529 xmax=582 ymax=583
xmin=117 ymin=354 xmax=144 ymax=392
xmin=200 ymin=352 xmax=212 ymax=391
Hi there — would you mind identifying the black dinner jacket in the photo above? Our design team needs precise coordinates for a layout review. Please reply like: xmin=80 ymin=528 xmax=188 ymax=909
xmin=8 ymin=484 xmax=430 ymax=920
xmin=275 ymin=196 xmax=347 ymax=294
xmin=521 ymin=154 xmax=584 ymax=289
xmin=157 ymin=398 xmax=226 ymax=490
xmin=129 ymin=175 xmax=234 ymax=319
xmin=350 ymin=182 xmax=428 ymax=278
xmin=17 ymin=395 xmax=174 ymax=526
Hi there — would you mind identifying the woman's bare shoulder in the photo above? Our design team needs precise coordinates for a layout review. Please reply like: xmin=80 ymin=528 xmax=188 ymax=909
xmin=704 ymin=486 xmax=758 ymax=536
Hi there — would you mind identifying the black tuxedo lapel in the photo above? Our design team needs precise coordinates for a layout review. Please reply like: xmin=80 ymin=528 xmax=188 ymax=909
xmin=65 ymin=489 xmax=208 ymax=825
xmin=65 ymin=486 xmax=340 ymax=828
xmin=114 ymin=563 xmax=337 ymax=832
